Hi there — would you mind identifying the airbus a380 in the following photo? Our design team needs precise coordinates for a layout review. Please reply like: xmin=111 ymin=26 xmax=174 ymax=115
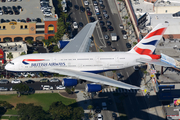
xmin=5 ymin=21 xmax=173 ymax=91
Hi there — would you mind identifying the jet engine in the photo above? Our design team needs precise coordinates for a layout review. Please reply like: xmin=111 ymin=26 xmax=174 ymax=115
xmin=85 ymin=84 xmax=102 ymax=92
xmin=57 ymin=40 xmax=70 ymax=49
xmin=62 ymin=78 xmax=78 ymax=87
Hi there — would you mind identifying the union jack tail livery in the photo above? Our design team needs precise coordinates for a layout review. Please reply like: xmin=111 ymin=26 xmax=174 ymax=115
xmin=129 ymin=21 xmax=169 ymax=57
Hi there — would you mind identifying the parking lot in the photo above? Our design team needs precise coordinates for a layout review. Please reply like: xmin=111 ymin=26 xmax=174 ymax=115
xmin=0 ymin=0 xmax=44 ymax=21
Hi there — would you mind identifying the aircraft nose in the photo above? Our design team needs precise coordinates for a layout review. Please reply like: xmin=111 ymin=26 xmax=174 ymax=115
xmin=5 ymin=64 xmax=10 ymax=70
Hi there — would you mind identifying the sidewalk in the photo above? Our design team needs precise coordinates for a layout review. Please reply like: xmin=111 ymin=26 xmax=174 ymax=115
xmin=114 ymin=0 xmax=166 ymax=119
xmin=140 ymin=64 xmax=166 ymax=120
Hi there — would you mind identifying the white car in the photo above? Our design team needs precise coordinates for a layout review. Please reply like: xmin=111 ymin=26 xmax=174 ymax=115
xmin=43 ymin=85 xmax=53 ymax=90
xmin=95 ymin=6 xmax=99 ymax=11
xmin=0 ymin=11 xmax=3 ymax=16
xmin=119 ymin=24 xmax=124 ymax=29
xmin=50 ymin=78 xmax=60 ymax=82
xmin=11 ymin=79 xmax=22 ymax=84
xmin=43 ymin=11 xmax=52 ymax=16
xmin=123 ymin=35 xmax=128 ymax=39
xmin=56 ymin=85 xmax=66 ymax=90
xmin=73 ymin=22 xmax=78 ymax=29
xmin=84 ymin=1 xmax=89 ymax=6
xmin=97 ymin=114 xmax=103 ymax=120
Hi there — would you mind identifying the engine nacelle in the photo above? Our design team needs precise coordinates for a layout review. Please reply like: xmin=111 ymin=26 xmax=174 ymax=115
xmin=85 ymin=84 xmax=102 ymax=92
xmin=57 ymin=40 xmax=70 ymax=49
xmin=62 ymin=78 xmax=78 ymax=87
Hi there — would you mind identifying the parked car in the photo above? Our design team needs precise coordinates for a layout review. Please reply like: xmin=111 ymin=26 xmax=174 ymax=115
xmin=97 ymin=114 xmax=103 ymax=120
xmin=50 ymin=78 xmax=59 ymax=82
xmin=56 ymin=85 xmax=66 ymax=90
xmin=43 ymin=11 xmax=52 ymax=16
xmin=0 ymin=11 xmax=3 ymax=15
xmin=26 ymin=18 xmax=31 ymax=22
xmin=40 ymin=78 xmax=49 ymax=83
xmin=0 ymin=87 xmax=8 ymax=91
xmin=24 ymin=80 xmax=35 ymax=84
xmin=84 ymin=1 xmax=89 ymax=6
xmin=106 ymin=21 xmax=111 ymax=25
xmin=86 ymin=7 xmax=90 ymax=12
xmin=0 ymin=79 xmax=9 ymax=84
xmin=73 ymin=22 xmax=78 ymax=29
xmin=43 ymin=85 xmax=53 ymax=90
xmin=11 ymin=79 xmax=22 ymax=84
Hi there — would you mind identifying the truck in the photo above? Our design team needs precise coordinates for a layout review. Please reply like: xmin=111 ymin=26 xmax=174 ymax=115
xmin=111 ymin=33 xmax=117 ymax=41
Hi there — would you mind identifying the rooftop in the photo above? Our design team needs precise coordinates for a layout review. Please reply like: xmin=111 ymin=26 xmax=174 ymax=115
xmin=154 ymin=0 xmax=180 ymax=7
xmin=0 ymin=42 xmax=27 ymax=52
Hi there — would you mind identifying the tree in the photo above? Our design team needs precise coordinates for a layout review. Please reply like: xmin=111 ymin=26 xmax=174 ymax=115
xmin=0 ymin=101 xmax=14 ymax=115
xmin=7 ymin=52 xmax=13 ymax=61
xmin=72 ymin=107 xmax=84 ymax=120
xmin=26 ymin=39 xmax=33 ymax=45
xmin=65 ymin=88 xmax=72 ymax=94
xmin=33 ymin=51 xmax=38 ymax=54
xmin=87 ymin=105 xmax=93 ymax=113
xmin=20 ymin=52 xmax=26 ymax=56
xmin=49 ymin=101 xmax=73 ymax=120
xmin=71 ymin=87 xmax=75 ymax=94
xmin=53 ymin=45 xmax=60 ymax=52
xmin=12 ymin=83 xmax=29 ymax=97
xmin=16 ymin=103 xmax=50 ymax=120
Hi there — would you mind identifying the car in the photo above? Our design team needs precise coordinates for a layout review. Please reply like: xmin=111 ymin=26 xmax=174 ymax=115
xmin=10 ymin=87 xmax=15 ymax=91
xmin=36 ymin=18 xmax=41 ymax=23
xmin=5 ymin=19 xmax=10 ymax=22
xmin=111 ymin=47 xmax=116 ymax=51
xmin=95 ymin=6 xmax=99 ymax=11
xmin=99 ymin=0 xmax=103 ymax=4
xmin=56 ymin=85 xmax=66 ymax=90
xmin=37 ymin=41 xmax=43 ymax=46
xmin=0 ymin=87 xmax=8 ymax=91
xmin=106 ymin=41 xmax=111 ymax=46
xmin=1 ymin=0 xmax=5 ymax=2
xmin=107 ymin=26 xmax=113 ymax=31
xmin=50 ymin=78 xmax=60 ymax=82
xmin=26 ymin=18 xmax=31 ymax=22
xmin=11 ymin=79 xmax=22 ymax=84
xmin=21 ymin=19 xmax=26 ymax=23
xmin=100 ymin=4 xmax=105 ymax=9
xmin=0 ymin=79 xmax=9 ymax=84
xmin=32 ymin=42 xmax=37 ymax=46
xmin=84 ymin=1 xmax=89 ymax=6
xmin=95 ymin=106 xmax=101 ymax=113
xmin=99 ymin=21 xmax=104 ymax=26
xmin=134 ymin=66 xmax=140 ymax=70
xmin=43 ymin=85 xmax=53 ymax=90
xmin=89 ymin=17 xmax=95 ymax=22
xmin=74 ymin=5 xmax=79 ymax=10
xmin=86 ymin=7 xmax=90 ymax=12
xmin=17 ymin=19 xmax=21 ymax=22
xmin=8 ymin=11 xmax=13 ymax=15
xmin=73 ymin=22 xmax=78 ymax=29
xmin=67 ymin=1 xmax=72 ymax=7
xmin=24 ymin=80 xmax=35 ymax=84
xmin=43 ymin=11 xmax=52 ymax=16
xmin=97 ymin=114 xmax=103 ymax=120
xmin=79 ymin=22 xmax=83 ymax=28
xmin=0 ymin=11 xmax=2 ymax=15
xmin=14 ymin=10 xmax=19 ymax=15
xmin=98 ymin=16 xmax=102 ymax=20
xmin=104 ymin=35 xmax=109 ymax=40
xmin=93 ymin=1 xmax=98 ymax=6
xmin=87 ymin=11 xmax=92 ymax=16
xmin=1 ymin=19 xmax=5 ymax=23
xmin=106 ymin=21 xmax=111 ymax=26
xmin=117 ymin=73 xmax=123 ymax=79
xmin=3 ymin=10 xmax=8 ymax=14
xmin=126 ymin=43 xmax=131 ymax=48
xmin=123 ymin=34 xmax=128 ymax=39
xmin=119 ymin=24 xmax=124 ymax=29
xmin=102 ymin=10 xmax=107 ymax=14
xmin=122 ymin=30 xmax=127 ymax=35
xmin=80 ymin=6 xmax=85 ymax=12
xmin=7 ymin=6 xmax=12 ymax=10
xmin=112 ymin=113 xmax=117 ymax=118
xmin=12 ymin=6 xmax=16 ymax=11
xmin=101 ymin=26 xmax=107 ymax=32
xmin=40 ymin=78 xmax=49 ymax=83
xmin=104 ymin=14 xmax=109 ymax=19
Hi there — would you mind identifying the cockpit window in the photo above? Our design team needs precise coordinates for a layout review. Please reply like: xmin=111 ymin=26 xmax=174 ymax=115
xmin=9 ymin=62 xmax=14 ymax=65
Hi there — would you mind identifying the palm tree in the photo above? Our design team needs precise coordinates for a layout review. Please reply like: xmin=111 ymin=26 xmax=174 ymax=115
xmin=87 ymin=105 xmax=93 ymax=113
xmin=7 ymin=52 xmax=13 ymax=62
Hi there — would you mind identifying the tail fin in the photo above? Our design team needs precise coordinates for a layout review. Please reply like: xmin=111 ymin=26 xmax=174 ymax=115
xmin=129 ymin=21 xmax=169 ymax=55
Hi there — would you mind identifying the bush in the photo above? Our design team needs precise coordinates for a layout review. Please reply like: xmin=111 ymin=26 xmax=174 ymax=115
xmin=65 ymin=88 xmax=72 ymax=94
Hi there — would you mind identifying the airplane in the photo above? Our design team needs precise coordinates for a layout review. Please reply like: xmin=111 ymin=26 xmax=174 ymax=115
xmin=5 ymin=21 xmax=172 ymax=92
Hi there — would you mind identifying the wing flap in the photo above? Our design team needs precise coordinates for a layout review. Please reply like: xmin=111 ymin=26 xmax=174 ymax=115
xmin=46 ymin=69 xmax=140 ymax=90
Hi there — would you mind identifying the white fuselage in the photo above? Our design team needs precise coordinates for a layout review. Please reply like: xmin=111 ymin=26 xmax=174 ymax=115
xmin=5 ymin=52 xmax=151 ymax=73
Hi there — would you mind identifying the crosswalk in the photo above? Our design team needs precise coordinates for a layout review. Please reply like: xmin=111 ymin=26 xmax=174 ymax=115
xmin=101 ymin=87 xmax=138 ymax=93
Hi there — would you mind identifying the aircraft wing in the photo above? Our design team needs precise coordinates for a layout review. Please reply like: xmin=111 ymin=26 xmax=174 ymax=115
xmin=46 ymin=68 xmax=140 ymax=90
xmin=60 ymin=21 xmax=98 ymax=53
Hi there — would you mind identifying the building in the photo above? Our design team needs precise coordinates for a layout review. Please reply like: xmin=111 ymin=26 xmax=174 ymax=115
xmin=0 ymin=42 xmax=27 ymax=65
xmin=0 ymin=0 xmax=57 ymax=42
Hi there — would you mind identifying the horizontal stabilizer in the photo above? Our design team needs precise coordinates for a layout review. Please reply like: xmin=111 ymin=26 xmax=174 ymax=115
xmin=136 ymin=58 xmax=174 ymax=67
